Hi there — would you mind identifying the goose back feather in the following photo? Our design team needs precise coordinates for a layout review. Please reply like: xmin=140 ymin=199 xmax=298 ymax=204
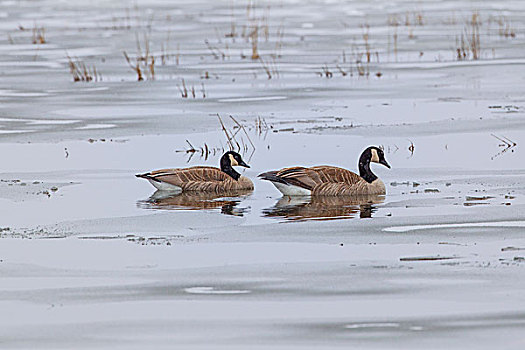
xmin=260 ymin=166 xmax=384 ymax=196
xmin=137 ymin=166 xmax=253 ymax=193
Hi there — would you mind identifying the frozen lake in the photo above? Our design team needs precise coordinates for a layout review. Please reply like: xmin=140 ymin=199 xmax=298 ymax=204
xmin=1 ymin=0 xmax=525 ymax=348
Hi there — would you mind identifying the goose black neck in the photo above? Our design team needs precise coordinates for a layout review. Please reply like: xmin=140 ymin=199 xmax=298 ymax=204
xmin=359 ymin=153 xmax=377 ymax=184
xmin=220 ymin=156 xmax=241 ymax=181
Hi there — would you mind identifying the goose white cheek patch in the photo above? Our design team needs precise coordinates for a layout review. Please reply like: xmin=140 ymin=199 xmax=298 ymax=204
xmin=229 ymin=154 xmax=239 ymax=166
xmin=370 ymin=148 xmax=380 ymax=163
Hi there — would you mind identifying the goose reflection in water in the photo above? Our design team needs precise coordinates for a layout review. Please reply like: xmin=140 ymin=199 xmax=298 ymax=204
xmin=137 ymin=189 xmax=253 ymax=217
xmin=262 ymin=194 xmax=385 ymax=222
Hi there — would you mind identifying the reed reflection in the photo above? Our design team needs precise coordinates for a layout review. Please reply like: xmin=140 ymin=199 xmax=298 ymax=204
xmin=137 ymin=189 xmax=253 ymax=217
xmin=262 ymin=195 xmax=384 ymax=222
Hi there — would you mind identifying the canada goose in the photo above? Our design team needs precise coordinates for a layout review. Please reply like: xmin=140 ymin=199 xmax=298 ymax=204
xmin=258 ymin=146 xmax=390 ymax=196
xmin=136 ymin=151 xmax=254 ymax=192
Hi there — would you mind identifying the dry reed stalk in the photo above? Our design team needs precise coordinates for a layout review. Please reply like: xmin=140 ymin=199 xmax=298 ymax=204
xmin=393 ymin=29 xmax=398 ymax=61
xmin=467 ymin=12 xmax=480 ymax=60
xmin=217 ymin=114 xmax=235 ymax=150
xmin=356 ymin=60 xmax=366 ymax=76
xmin=178 ymin=78 xmax=188 ymax=98
xmin=335 ymin=65 xmax=347 ymax=77
xmin=361 ymin=24 xmax=370 ymax=63
xmin=259 ymin=57 xmax=272 ymax=79
xmin=123 ymin=51 xmax=143 ymax=81
xmin=455 ymin=12 xmax=481 ymax=61
xmin=160 ymin=31 xmax=171 ymax=65
xmin=67 ymin=55 xmax=100 ymax=82
xmin=148 ymin=56 xmax=155 ymax=78
xmin=229 ymin=115 xmax=255 ymax=150
xmin=415 ymin=11 xmax=424 ymax=25
xmin=404 ymin=12 xmax=411 ymax=26
xmin=255 ymin=116 xmax=270 ymax=137
xmin=201 ymin=83 xmax=206 ymax=98
xmin=32 ymin=24 xmax=46 ymax=44
xmin=185 ymin=140 xmax=197 ymax=153
xmin=226 ymin=1 xmax=237 ymax=39
xmin=263 ymin=5 xmax=270 ymax=42
xmin=123 ymin=33 xmax=156 ymax=81
xmin=250 ymin=24 xmax=260 ymax=59
xmin=269 ymin=57 xmax=280 ymax=78
xmin=177 ymin=115 xmax=258 ymax=160
xmin=204 ymin=39 xmax=225 ymax=60
xmin=388 ymin=14 xmax=400 ymax=27
xmin=322 ymin=65 xmax=333 ymax=78
xmin=497 ymin=16 xmax=516 ymax=38
xmin=274 ymin=22 xmax=284 ymax=58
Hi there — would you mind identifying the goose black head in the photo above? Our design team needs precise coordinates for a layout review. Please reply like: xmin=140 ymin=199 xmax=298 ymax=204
xmin=220 ymin=151 xmax=250 ymax=180
xmin=359 ymin=146 xmax=391 ymax=183
xmin=367 ymin=146 xmax=390 ymax=168
xmin=221 ymin=151 xmax=250 ymax=168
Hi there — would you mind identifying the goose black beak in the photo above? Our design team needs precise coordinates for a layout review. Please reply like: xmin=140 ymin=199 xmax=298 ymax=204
xmin=380 ymin=159 xmax=391 ymax=169
xmin=238 ymin=160 xmax=250 ymax=168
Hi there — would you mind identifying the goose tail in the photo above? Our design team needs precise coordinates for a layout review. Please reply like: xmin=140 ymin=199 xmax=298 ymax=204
xmin=258 ymin=171 xmax=289 ymax=185
xmin=136 ymin=172 xmax=161 ymax=182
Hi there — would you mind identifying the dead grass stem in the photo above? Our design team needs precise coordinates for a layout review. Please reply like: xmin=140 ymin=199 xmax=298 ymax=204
xmin=217 ymin=114 xmax=235 ymax=150
xmin=177 ymin=114 xmax=261 ymax=161
xmin=32 ymin=24 xmax=46 ymax=44
xmin=496 ymin=16 xmax=516 ymax=38
xmin=229 ymin=115 xmax=255 ymax=150
xmin=456 ymin=12 xmax=481 ymax=60
xmin=178 ymin=78 xmax=188 ymax=98
xmin=67 ymin=55 xmax=101 ymax=82
xmin=123 ymin=33 xmax=156 ymax=81
xmin=204 ymin=39 xmax=226 ymax=60
xmin=249 ymin=24 xmax=260 ymax=60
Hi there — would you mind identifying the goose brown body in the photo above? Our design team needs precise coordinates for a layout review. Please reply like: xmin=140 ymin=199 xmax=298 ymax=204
xmin=261 ymin=166 xmax=385 ymax=196
xmin=139 ymin=166 xmax=253 ymax=192
xmin=136 ymin=151 xmax=253 ymax=193
xmin=259 ymin=146 xmax=390 ymax=196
